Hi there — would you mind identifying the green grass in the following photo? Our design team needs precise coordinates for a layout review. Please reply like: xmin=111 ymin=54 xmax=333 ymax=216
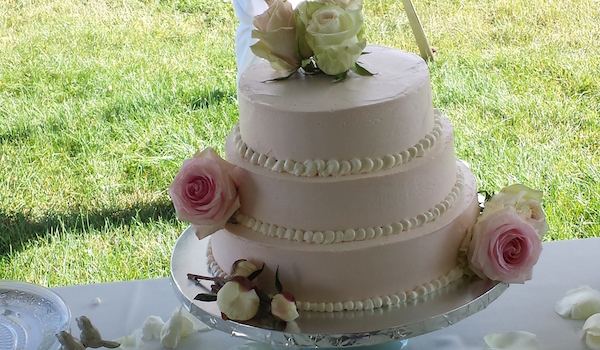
xmin=1 ymin=0 xmax=598 ymax=286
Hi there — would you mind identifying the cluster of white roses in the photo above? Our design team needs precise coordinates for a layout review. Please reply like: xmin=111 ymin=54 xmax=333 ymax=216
xmin=189 ymin=259 xmax=299 ymax=324
xmin=251 ymin=0 xmax=371 ymax=80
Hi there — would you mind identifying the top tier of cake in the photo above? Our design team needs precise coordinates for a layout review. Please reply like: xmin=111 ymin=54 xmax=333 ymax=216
xmin=236 ymin=46 xmax=435 ymax=166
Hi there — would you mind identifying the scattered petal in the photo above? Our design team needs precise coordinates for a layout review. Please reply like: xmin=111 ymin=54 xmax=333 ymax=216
xmin=555 ymin=286 xmax=600 ymax=319
xmin=484 ymin=331 xmax=539 ymax=350
xmin=160 ymin=306 xmax=190 ymax=348
xmin=141 ymin=315 xmax=165 ymax=340
xmin=180 ymin=306 xmax=210 ymax=333
xmin=115 ymin=328 xmax=143 ymax=350
xmin=582 ymin=314 xmax=600 ymax=350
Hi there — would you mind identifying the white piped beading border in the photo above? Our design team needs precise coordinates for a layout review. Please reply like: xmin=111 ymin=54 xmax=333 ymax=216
xmin=232 ymin=168 xmax=464 ymax=245
xmin=233 ymin=111 xmax=444 ymax=177
xmin=206 ymin=241 xmax=464 ymax=312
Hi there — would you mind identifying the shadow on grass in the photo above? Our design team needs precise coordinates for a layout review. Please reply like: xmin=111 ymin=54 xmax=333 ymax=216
xmin=0 ymin=199 xmax=177 ymax=256
xmin=187 ymin=87 xmax=236 ymax=110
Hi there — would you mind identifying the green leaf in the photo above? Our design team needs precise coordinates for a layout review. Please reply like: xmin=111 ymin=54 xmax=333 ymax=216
xmin=332 ymin=71 xmax=348 ymax=83
xmin=262 ymin=69 xmax=299 ymax=83
xmin=351 ymin=62 xmax=374 ymax=77
xmin=301 ymin=59 xmax=318 ymax=74
xmin=194 ymin=293 xmax=217 ymax=302
xmin=248 ymin=263 xmax=265 ymax=281
xmin=275 ymin=266 xmax=283 ymax=293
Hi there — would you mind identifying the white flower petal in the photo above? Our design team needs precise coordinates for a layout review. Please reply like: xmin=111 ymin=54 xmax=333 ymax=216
xmin=160 ymin=306 xmax=190 ymax=348
xmin=582 ymin=314 xmax=600 ymax=350
xmin=555 ymin=286 xmax=600 ymax=319
xmin=484 ymin=331 xmax=539 ymax=350
xmin=115 ymin=328 xmax=143 ymax=350
xmin=180 ymin=306 xmax=210 ymax=333
xmin=141 ymin=315 xmax=164 ymax=340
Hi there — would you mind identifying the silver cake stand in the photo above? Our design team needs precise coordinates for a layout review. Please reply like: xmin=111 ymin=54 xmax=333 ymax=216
xmin=170 ymin=226 xmax=508 ymax=348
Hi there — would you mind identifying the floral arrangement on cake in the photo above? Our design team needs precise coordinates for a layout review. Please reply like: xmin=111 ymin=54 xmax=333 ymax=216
xmin=250 ymin=0 xmax=372 ymax=82
xmin=188 ymin=259 xmax=299 ymax=323
xmin=459 ymin=184 xmax=549 ymax=284
xmin=169 ymin=150 xmax=299 ymax=323
xmin=169 ymin=147 xmax=240 ymax=240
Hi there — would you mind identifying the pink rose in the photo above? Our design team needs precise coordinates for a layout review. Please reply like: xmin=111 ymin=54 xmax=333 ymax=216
xmin=169 ymin=148 xmax=240 ymax=239
xmin=251 ymin=0 xmax=300 ymax=72
xmin=468 ymin=206 xmax=543 ymax=284
xmin=270 ymin=292 xmax=299 ymax=322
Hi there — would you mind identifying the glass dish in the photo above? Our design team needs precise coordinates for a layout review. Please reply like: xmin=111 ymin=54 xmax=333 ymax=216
xmin=0 ymin=280 xmax=71 ymax=350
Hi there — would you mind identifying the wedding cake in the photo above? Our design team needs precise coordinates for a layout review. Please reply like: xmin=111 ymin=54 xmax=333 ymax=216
xmin=206 ymin=45 xmax=479 ymax=312
xmin=169 ymin=0 xmax=547 ymax=319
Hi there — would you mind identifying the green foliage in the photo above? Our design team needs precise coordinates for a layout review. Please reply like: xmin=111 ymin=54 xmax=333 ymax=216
xmin=1 ymin=0 xmax=599 ymax=286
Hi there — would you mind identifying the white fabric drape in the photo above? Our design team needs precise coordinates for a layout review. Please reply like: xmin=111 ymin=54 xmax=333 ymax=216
xmin=233 ymin=0 xmax=303 ymax=81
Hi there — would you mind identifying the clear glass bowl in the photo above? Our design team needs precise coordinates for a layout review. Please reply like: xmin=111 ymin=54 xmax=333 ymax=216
xmin=0 ymin=280 xmax=71 ymax=350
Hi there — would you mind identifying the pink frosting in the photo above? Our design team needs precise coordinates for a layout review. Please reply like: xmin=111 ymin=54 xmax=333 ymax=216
xmin=468 ymin=206 xmax=543 ymax=284
xmin=210 ymin=162 xmax=480 ymax=305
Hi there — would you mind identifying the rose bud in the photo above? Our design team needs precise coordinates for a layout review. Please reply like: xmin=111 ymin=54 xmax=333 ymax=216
xmin=230 ymin=259 xmax=258 ymax=278
xmin=216 ymin=276 xmax=260 ymax=321
xmin=270 ymin=292 xmax=299 ymax=322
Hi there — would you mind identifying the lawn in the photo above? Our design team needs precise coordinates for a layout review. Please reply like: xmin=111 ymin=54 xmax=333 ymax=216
xmin=1 ymin=0 xmax=598 ymax=287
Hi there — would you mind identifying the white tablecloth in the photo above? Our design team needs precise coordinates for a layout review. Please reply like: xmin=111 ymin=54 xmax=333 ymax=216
xmin=53 ymin=238 xmax=600 ymax=349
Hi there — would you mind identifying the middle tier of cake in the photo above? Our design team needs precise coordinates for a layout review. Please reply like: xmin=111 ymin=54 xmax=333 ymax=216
xmin=226 ymin=112 xmax=459 ymax=234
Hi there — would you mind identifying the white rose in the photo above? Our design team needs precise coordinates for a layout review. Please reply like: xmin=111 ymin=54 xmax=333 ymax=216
xmin=270 ymin=292 xmax=299 ymax=322
xmin=488 ymin=184 xmax=549 ymax=237
xmin=216 ymin=277 xmax=260 ymax=321
xmin=230 ymin=259 xmax=258 ymax=278
xmin=251 ymin=0 xmax=300 ymax=72
xmin=582 ymin=313 xmax=600 ymax=350
xmin=301 ymin=3 xmax=365 ymax=76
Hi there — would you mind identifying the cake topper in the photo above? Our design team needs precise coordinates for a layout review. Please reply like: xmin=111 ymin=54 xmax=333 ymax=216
xmin=251 ymin=0 xmax=373 ymax=82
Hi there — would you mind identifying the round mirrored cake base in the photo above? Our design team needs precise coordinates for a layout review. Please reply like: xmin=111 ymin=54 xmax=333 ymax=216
xmin=171 ymin=226 xmax=508 ymax=348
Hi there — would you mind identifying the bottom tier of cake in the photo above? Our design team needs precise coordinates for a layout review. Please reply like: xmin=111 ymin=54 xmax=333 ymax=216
xmin=208 ymin=162 xmax=479 ymax=312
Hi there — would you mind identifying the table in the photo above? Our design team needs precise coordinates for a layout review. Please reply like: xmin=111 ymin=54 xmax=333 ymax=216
xmin=52 ymin=238 xmax=600 ymax=349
